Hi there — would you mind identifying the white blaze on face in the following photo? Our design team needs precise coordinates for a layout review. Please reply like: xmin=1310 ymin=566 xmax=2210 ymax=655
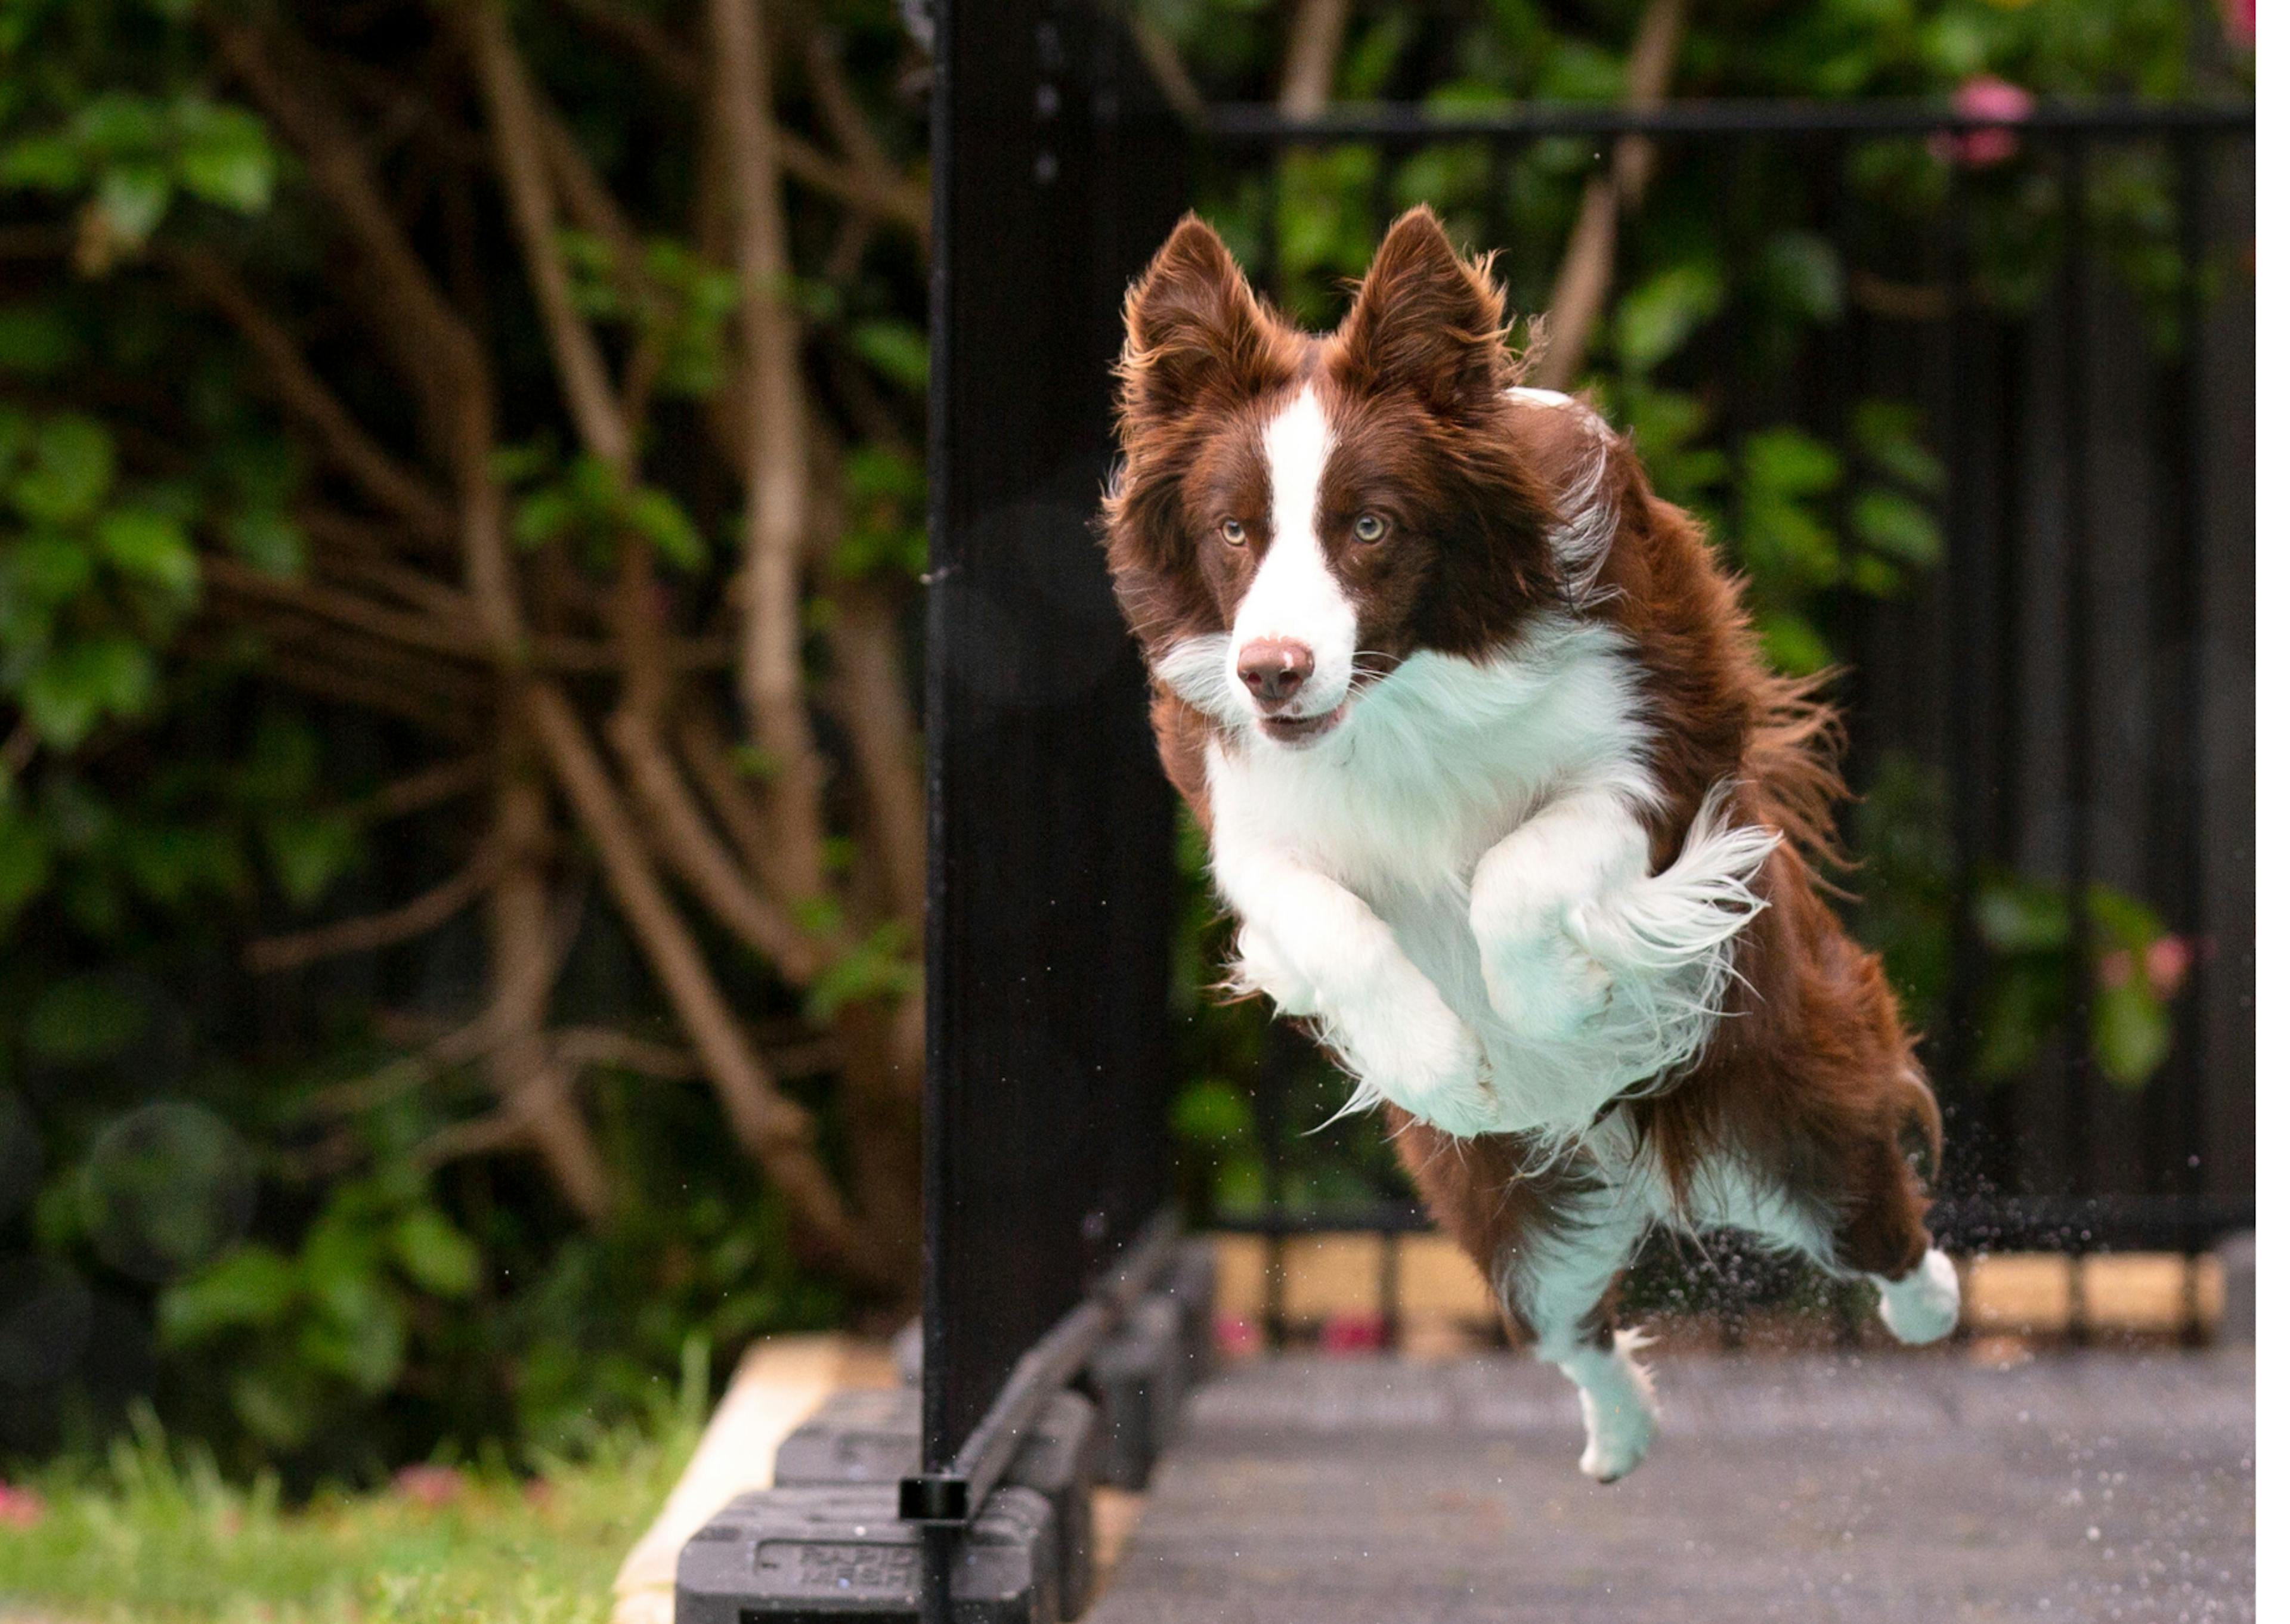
xmin=1229 ymin=384 xmax=1357 ymax=718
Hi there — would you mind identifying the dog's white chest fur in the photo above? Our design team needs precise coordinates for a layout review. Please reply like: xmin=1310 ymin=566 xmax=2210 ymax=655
xmin=1177 ymin=618 xmax=1775 ymax=1141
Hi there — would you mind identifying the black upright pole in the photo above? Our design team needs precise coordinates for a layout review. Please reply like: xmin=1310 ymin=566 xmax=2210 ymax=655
xmin=920 ymin=5 xmax=1189 ymax=1615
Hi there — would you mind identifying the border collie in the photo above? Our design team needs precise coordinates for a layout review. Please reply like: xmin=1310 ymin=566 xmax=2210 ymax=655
xmin=1100 ymin=207 xmax=1957 ymax=1482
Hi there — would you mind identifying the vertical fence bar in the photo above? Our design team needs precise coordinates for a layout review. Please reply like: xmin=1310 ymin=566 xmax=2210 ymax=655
xmin=2170 ymin=129 xmax=2214 ymax=1335
xmin=1257 ymin=1015 xmax=1294 ymax=1348
xmin=2057 ymin=135 xmax=2094 ymax=1337
xmin=1940 ymin=151 xmax=1986 ymax=1212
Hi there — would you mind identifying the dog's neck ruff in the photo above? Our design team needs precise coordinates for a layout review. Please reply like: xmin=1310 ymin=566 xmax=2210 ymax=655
xmin=1163 ymin=615 xmax=1658 ymax=898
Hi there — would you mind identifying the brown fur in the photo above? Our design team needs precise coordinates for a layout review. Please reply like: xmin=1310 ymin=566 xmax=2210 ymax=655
xmin=1104 ymin=209 xmax=1940 ymax=1326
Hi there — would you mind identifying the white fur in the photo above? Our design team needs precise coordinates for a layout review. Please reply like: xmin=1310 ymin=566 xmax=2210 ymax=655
xmin=1499 ymin=1160 xmax=1662 ymax=1481
xmin=1191 ymin=612 xmax=1775 ymax=1142
xmin=1877 ymin=1248 xmax=1961 ymax=1344
xmin=1226 ymin=386 xmax=1356 ymax=720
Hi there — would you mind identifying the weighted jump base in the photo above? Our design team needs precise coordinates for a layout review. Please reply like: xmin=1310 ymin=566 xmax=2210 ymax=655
xmin=674 ymin=1482 xmax=1056 ymax=1623
xmin=772 ymin=1387 xmax=1106 ymax=1621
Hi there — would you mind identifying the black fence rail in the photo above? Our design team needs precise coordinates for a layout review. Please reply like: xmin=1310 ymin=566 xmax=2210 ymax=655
xmin=1185 ymin=100 xmax=2254 ymax=1344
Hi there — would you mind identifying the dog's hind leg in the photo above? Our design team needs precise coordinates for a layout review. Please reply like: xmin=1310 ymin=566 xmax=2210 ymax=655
xmin=1502 ymin=1171 xmax=1660 ymax=1483
xmin=1699 ymin=1069 xmax=1958 ymax=1347
xmin=1387 ymin=1113 xmax=1660 ymax=1481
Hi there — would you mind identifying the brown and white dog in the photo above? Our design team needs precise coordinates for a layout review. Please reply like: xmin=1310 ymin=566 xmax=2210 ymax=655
xmin=1100 ymin=207 xmax=1957 ymax=1482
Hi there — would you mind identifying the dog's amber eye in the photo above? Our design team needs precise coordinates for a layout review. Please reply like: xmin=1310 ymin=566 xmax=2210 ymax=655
xmin=1353 ymin=513 xmax=1388 ymax=543
xmin=1219 ymin=519 xmax=1248 ymax=547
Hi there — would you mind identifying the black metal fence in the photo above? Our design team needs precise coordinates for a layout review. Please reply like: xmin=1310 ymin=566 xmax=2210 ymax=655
xmin=1191 ymin=100 xmax=2255 ymax=1341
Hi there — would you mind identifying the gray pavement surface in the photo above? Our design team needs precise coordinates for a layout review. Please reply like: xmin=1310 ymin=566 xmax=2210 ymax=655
xmin=1087 ymin=1349 xmax=2253 ymax=1623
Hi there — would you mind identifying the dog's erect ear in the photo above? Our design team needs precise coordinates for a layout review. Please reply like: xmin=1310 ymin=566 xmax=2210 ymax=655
xmin=1330 ymin=206 xmax=1514 ymax=412
xmin=1119 ymin=215 xmax=1288 ymax=422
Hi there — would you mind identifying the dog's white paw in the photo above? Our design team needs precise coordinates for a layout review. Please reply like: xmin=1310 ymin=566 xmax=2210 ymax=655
xmin=1877 ymin=1249 xmax=1960 ymax=1346
xmin=1231 ymin=923 xmax=1319 ymax=1016
xmin=1476 ymin=903 xmax=1614 ymax=1042
xmin=1574 ymin=1350 xmax=1658 ymax=1483
xmin=1329 ymin=978 xmax=1497 ymax=1137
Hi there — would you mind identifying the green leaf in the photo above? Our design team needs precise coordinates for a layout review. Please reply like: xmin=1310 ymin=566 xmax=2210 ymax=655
xmin=624 ymin=486 xmax=705 ymax=570
xmin=96 ymin=508 xmax=199 ymax=597
xmin=1755 ymin=610 xmax=1832 ymax=676
xmin=174 ymin=103 xmax=274 ymax=213
xmin=2092 ymin=980 xmax=2170 ymax=1087
xmin=1741 ymin=427 xmax=1842 ymax=497
xmin=97 ymin=163 xmax=171 ymax=244
xmin=1759 ymin=229 xmax=1843 ymax=324
xmin=391 ymin=1208 xmax=479 ymax=1298
xmin=804 ymin=922 xmax=918 ymax=1022
xmin=158 ymin=1245 xmax=298 ymax=1344
xmin=230 ymin=1369 xmax=315 ymax=1449
xmin=118 ymin=822 xmax=242 ymax=906
xmin=1851 ymin=488 xmax=1943 ymax=566
xmin=262 ymin=811 xmax=360 ymax=906
xmin=75 ymin=95 xmax=165 ymax=158
xmin=1171 ymin=1078 xmax=1251 ymax=1144
xmin=512 ymin=487 xmax=577 ymax=550
xmin=25 ymin=974 xmax=147 ymax=1064
xmin=1974 ymin=960 xmax=2065 ymax=1081
xmin=11 ymin=414 xmax=114 ymax=524
xmin=223 ymin=508 xmax=305 ymax=577
xmin=301 ymin=1290 xmax=404 ymax=1394
xmin=847 ymin=320 xmax=930 ymax=392
xmin=9 ymin=531 xmax=96 ymax=607
xmin=1613 ymin=264 xmax=1723 ymax=374
xmin=1976 ymin=877 xmax=2071 ymax=953
xmin=0 ymin=134 xmax=85 ymax=192
xmin=1852 ymin=400 xmax=1945 ymax=495
xmin=21 ymin=636 xmax=156 ymax=746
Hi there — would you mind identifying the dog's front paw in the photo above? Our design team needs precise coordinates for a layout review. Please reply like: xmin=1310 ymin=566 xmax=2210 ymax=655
xmin=1231 ymin=923 xmax=1319 ymax=1016
xmin=1330 ymin=979 xmax=1499 ymax=1138
xmin=1475 ymin=901 xmax=1614 ymax=1042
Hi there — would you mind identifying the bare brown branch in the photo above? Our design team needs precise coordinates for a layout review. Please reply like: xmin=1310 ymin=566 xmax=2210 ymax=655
xmin=711 ymin=0 xmax=834 ymax=910
xmin=1534 ymin=0 xmax=1692 ymax=390
xmin=524 ymin=681 xmax=884 ymax=1284
xmin=467 ymin=1 xmax=633 ymax=474
xmin=245 ymin=835 xmax=506 ymax=973
xmin=168 ymin=247 xmax=456 ymax=542
xmin=1279 ymin=0 xmax=1351 ymax=117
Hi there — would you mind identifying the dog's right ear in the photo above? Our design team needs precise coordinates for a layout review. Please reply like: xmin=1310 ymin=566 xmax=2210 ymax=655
xmin=1119 ymin=215 xmax=1286 ymax=422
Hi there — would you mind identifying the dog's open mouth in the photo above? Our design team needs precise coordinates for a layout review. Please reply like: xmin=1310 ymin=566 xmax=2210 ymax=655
xmin=1260 ymin=705 xmax=1347 ymax=746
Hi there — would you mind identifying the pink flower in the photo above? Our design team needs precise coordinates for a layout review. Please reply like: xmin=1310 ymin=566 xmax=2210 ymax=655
xmin=1214 ymin=1313 xmax=1262 ymax=1357
xmin=1933 ymin=76 xmax=2035 ymax=169
xmin=392 ymin=1464 xmax=466 ymax=1508
xmin=2221 ymin=0 xmax=2254 ymax=47
xmin=0 ymin=1484 xmax=44 ymax=1528
xmin=1318 ymin=1312 xmax=1388 ymax=1354
xmin=2146 ymin=934 xmax=2193 ymax=999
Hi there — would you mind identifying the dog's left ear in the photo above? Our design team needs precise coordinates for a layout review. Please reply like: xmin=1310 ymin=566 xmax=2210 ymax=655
xmin=1330 ymin=206 xmax=1514 ymax=413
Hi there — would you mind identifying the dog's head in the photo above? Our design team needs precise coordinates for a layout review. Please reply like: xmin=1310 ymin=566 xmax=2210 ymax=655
xmin=1104 ymin=206 xmax=1598 ymax=749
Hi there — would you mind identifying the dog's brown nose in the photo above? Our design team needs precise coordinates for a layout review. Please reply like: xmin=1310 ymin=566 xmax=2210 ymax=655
xmin=1236 ymin=638 xmax=1314 ymax=709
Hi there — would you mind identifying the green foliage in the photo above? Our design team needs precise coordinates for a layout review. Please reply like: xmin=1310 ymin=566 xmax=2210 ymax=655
xmin=1853 ymin=752 xmax=2191 ymax=1090
xmin=501 ymin=447 xmax=707 ymax=574
xmin=157 ymin=1177 xmax=481 ymax=1451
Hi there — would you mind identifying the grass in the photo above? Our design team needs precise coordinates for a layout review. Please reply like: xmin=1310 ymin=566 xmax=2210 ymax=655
xmin=0 ymin=1364 xmax=705 ymax=1624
